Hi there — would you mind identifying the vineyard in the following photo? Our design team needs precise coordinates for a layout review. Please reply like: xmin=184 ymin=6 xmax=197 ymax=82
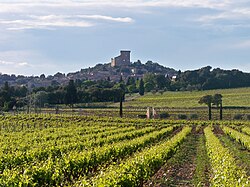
xmin=0 ymin=114 xmax=249 ymax=186
xmin=122 ymin=87 xmax=250 ymax=108
xmin=93 ymin=87 xmax=250 ymax=120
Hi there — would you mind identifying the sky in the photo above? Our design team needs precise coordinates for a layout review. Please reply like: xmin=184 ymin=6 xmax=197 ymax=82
xmin=0 ymin=0 xmax=250 ymax=76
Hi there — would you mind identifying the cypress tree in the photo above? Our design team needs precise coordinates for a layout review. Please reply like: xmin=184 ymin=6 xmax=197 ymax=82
xmin=139 ymin=79 xmax=145 ymax=96
xmin=65 ymin=80 xmax=77 ymax=108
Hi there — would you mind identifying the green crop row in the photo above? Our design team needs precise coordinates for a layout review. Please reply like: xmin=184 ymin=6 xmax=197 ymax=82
xmin=204 ymin=126 xmax=249 ymax=186
xmin=241 ymin=127 xmax=250 ymax=136
xmin=0 ymin=126 xmax=156 ymax=173
xmin=0 ymin=126 xmax=175 ymax=186
xmin=79 ymin=126 xmax=191 ymax=187
xmin=222 ymin=126 xmax=250 ymax=150
xmin=0 ymin=126 xmax=134 ymax=154
xmin=0 ymin=114 xmax=138 ymax=132
xmin=0 ymin=125 xmax=126 ymax=153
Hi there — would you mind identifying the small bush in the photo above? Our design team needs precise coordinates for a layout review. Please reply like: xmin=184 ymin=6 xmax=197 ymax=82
xmin=158 ymin=90 xmax=164 ymax=95
xmin=137 ymin=114 xmax=147 ymax=119
xmin=159 ymin=112 xmax=170 ymax=119
xmin=151 ymin=90 xmax=157 ymax=95
xmin=178 ymin=114 xmax=188 ymax=120
xmin=190 ymin=114 xmax=198 ymax=120
xmin=246 ymin=115 xmax=250 ymax=120
xmin=233 ymin=114 xmax=243 ymax=120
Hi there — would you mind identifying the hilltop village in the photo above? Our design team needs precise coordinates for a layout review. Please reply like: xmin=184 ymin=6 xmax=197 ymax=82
xmin=72 ymin=50 xmax=176 ymax=82
xmin=0 ymin=50 xmax=176 ymax=88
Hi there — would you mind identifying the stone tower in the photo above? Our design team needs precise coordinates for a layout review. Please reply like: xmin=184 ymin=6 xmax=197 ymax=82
xmin=111 ymin=50 xmax=131 ymax=67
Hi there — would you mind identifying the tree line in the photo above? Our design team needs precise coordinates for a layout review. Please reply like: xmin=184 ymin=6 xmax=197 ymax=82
xmin=174 ymin=66 xmax=250 ymax=91
xmin=127 ymin=66 xmax=250 ymax=93
xmin=0 ymin=66 xmax=250 ymax=111
xmin=0 ymin=78 xmax=141 ymax=111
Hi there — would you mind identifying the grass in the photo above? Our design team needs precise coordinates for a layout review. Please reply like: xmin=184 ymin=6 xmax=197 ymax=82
xmin=193 ymin=134 xmax=210 ymax=187
xmin=31 ymin=87 xmax=250 ymax=120
xmin=122 ymin=87 xmax=250 ymax=108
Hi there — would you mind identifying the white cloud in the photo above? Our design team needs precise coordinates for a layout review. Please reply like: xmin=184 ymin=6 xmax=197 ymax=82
xmin=0 ymin=18 xmax=94 ymax=30
xmin=0 ymin=14 xmax=134 ymax=30
xmin=76 ymin=15 xmax=133 ymax=23
xmin=18 ymin=62 xmax=29 ymax=66
xmin=0 ymin=60 xmax=13 ymax=65
xmin=0 ymin=0 xmax=230 ymax=13
xmin=198 ymin=8 xmax=250 ymax=23
xmin=0 ymin=50 xmax=35 ymax=66
xmin=0 ymin=0 xmax=250 ymax=75
xmin=0 ymin=0 xmax=244 ymax=31
xmin=234 ymin=40 xmax=250 ymax=48
xmin=0 ymin=60 xmax=29 ymax=67
xmin=30 ymin=14 xmax=134 ymax=23
xmin=0 ymin=50 xmax=83 ymax=75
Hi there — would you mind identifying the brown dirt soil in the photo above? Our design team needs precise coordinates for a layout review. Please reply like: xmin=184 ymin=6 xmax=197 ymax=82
xmin=212 ymin=125 xmax=224 ymax=135
xmin=144 ymin=126 xmax=198 ymax=187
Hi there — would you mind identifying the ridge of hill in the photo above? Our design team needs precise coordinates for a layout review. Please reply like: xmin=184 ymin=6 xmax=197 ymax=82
xmin=1 ymin=60 xmax=250 ymax=92
xmin=0 ymin=60 xmax=177 ymax=88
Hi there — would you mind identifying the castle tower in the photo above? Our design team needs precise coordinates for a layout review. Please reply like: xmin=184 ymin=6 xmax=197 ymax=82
xmin=120 ymin=50 xmax=130 ymax=64
xmin=111 ymin=50 xmax=131 ymax=67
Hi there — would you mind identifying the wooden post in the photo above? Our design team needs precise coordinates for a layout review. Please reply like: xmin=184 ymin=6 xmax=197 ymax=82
xmin=208 ymin=105 xmax=212 ymax=120
xmin=55 ymin=106 xmax=59 ymax=114
xmin=220 ymin=103 xmax=223 ymax=120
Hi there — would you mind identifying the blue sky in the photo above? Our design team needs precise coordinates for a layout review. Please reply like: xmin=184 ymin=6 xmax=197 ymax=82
xmin=0 ymin=0 xmax=250 ymax=76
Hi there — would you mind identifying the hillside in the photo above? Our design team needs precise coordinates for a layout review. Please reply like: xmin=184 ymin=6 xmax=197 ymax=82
xmin=122 ymin=87 xmax=250 ymax=108
xmin=0 ymin=60 xmax=176 ymax=88
xmin=69 ymin=60 xmax=177 ymax=82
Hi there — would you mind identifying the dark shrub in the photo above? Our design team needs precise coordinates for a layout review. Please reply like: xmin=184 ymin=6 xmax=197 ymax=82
xmin=151 ymin=90 xmax=157 ymax=95
xmin=137 ymin=114 xmax=147 ymax=119
xmin=178 ymin=114 xmax=188 ymax=120
xmin=246 ymin=114 xmax=250 ymax=120
xmin=190 ymin=114 xmax=198 ymax=120
xmin=159 ymin=112 xmax=170 ymax=119
xmin=158 ymin=90 xmax=164 ymax=95
xmin=233 ymin=114 xmax=243 ymax=120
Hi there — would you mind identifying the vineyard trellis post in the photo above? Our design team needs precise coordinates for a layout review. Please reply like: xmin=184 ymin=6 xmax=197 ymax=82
xmin=146 ymin=107 xmax=151 ymax=119
xmin=220 ymin=102 xmax=223 ymax=120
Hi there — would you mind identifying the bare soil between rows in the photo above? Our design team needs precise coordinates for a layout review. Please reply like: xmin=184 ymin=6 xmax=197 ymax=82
xmin=144 ymin=126 xmax=201 ymax=187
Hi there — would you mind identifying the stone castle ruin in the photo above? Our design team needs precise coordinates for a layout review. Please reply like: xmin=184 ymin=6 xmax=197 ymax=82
xmin=111 ymin=50 xmax=131 ymax=67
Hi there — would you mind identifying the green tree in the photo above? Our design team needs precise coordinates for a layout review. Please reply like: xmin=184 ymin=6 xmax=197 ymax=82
xmin=155 ymin=74 xmax=167 ymax=89
xmin=1 ymin=82 xmax=11 ymax=102
xmin=213 ymin=94 xmax=223 ymax=120
xmin=143 ymin=73 xmax=155 ymax=85
xmin=126 ymin=77 xmax=135 ymax=86
xmin=127 ymin=84 xmax=137 ymax=95
xmin=119 ymin=75 xmax=123 ymax=83
xmin=199 ymin=95 xmax=213 ymax=120
xmin=139 ymin=79 xmax=145 ymax=96
xmin=0 ymin=82 xmax=16 ymax=111
xmin=15 ymin=86 xmax=28 ymax=97
xmin=65 ymin=80 xmax=77 ymax=108
xmin=34 ymin=91 xmax=48 ymax=108
xmin=144 ymin=82 xmax=154 ymax=92
xmin=114 ymin=82 xmax=126 ymax=101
